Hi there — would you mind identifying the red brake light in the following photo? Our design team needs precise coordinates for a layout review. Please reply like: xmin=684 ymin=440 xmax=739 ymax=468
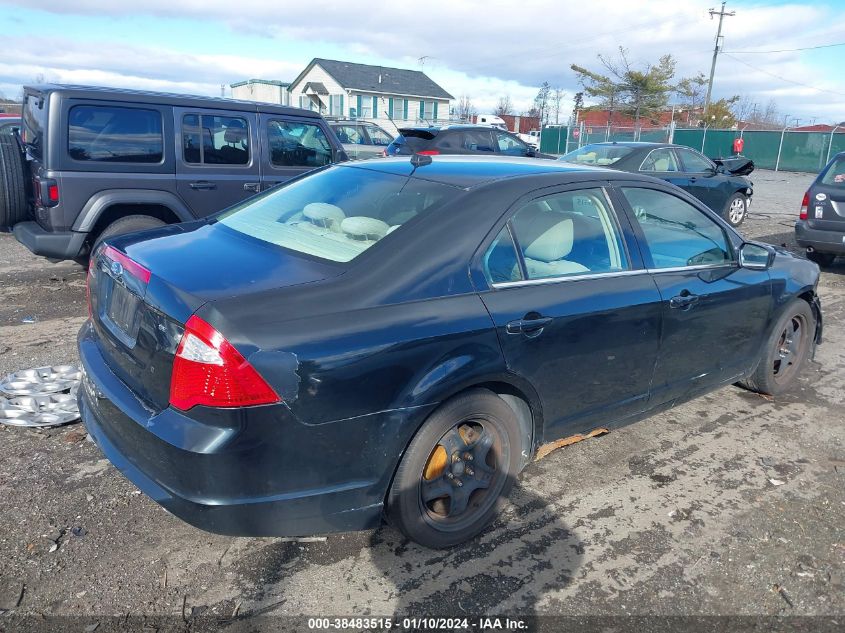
xmin=170 ymin=315 xmax=280 ymax=411
xmin=103 ymin=245 xmax=151 ymax=284
xmin=48 ymin=184 xmax=59 ymax=203
xmin=800 ymin=191 xmax=809 ymax=220
xmin=416 ymin=150 xmax=440 ymax=155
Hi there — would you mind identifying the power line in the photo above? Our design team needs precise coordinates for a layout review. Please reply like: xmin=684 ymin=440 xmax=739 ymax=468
xmin=724 ymin=41 xmax=845 ymax=54
xmin=723 ymin=52 xmax=845 ymax=97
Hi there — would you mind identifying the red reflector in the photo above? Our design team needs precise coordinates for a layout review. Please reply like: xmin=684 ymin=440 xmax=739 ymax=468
xmin=416 ymin=150 xmax=440 ymax=155
xmin=103 ymin=245 xmax=151 ymax=284
xmin=800 ymin=191 xmax=809 ymax=220
xmin=170 ymin=315 xmax=280 ymax=411
xmin=48 ymin=184 xmax=59 ymax=203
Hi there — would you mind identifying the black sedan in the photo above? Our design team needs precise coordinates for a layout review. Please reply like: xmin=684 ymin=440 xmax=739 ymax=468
xmin=559 ymin=142 xmax=754 ymax=227
xmin=386 ymin=124 xmax=553 ymax=160
xmin=78 ymin=156 xmax=821 ymax=548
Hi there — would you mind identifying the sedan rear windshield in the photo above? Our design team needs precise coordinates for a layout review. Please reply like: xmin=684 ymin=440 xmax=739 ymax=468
xmin=820 ymin=157 xmax=845 ymax=186
xmin=559 ymin=145 xmax=634 ymax=166
xmin=217 ymin=166 xmax=452 ymax=263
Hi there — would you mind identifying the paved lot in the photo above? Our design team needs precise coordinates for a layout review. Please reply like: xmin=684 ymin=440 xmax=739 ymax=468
xmin=0 ymin=170 xmax=843 ymax=627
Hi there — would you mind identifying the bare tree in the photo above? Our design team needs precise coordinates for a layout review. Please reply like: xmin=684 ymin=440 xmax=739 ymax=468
xmin=455 ymin=95 xmax=476 ymax=122
xmin=494 ymin=95 xmax=514 ymax=116
xmin=551 ymin=87 xmax=564 ymax=124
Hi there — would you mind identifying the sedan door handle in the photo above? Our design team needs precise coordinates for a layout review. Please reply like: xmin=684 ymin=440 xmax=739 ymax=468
xmin=243 ymin=182 xmax=260 ymax=192
xmin=506 ymin=316 xmax=552 ymax=336
xmin=189 ymin=181 xmax=217 ymax=190
xmin=669 ymin=293 xmax=700 ymax=310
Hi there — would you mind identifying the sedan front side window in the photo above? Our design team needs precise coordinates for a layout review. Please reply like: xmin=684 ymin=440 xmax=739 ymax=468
xmin=621 ymin=187 xmax=734 ymax=269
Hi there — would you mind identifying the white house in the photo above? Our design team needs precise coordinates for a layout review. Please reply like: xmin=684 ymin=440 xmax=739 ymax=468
xmin=230 ymin=79 xmax=291 ymax=106
xmin=287 ymin=58 xmax=453 ymax=133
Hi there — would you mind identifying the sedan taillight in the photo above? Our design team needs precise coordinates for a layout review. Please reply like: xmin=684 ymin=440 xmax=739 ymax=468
xmin=800 ymin=191 xmax=809 ymax=220
xmin=170 ymin=315 xmax=280 ymax=411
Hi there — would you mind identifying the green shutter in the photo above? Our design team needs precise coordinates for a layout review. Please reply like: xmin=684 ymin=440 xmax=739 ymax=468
xmin=403 ymin=99 xmax=408 ymax=120
xmin=356 ymin=95 xmax=362 ymax=119
xmin=340 ymin=94 xmax=344 ymax=117
xmin=388 ymin=97 xmax=394 ymax=119
xmin=372 ymin=96 xmax=378 ymax=119
xmin=420 ymin=100 xmax=425 ymax=120
xmin=433 ymin=102 xmax=438 ymax=121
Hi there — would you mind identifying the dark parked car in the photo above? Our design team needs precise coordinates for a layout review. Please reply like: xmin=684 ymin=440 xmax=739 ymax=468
xmin=328 ymin=120 xmax=393 ymax=160
xmin=559 ymin=142 xmax=754 ymax=227
xmin=795 ymin=151 xmax=845 ymax=267
xmin=79 ymin=156 xmax=822 ymax=548
xmin=386 ymin=124 xmax=552 ymax=159
xmin=0 ymin=84 xmax=348 ymax=259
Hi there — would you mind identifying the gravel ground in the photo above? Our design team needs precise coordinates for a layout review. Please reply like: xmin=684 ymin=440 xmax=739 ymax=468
xmin=0 ymin=170 xmax=843 ymax=630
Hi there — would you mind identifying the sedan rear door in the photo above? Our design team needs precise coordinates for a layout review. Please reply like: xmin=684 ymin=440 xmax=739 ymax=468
xmin=675 ymin=147 xmax=730 ymax=211
xmin=613 ymin=183 xmax=773 ymax=404
xmin=476 ymin=184 xmax=663 ymax=439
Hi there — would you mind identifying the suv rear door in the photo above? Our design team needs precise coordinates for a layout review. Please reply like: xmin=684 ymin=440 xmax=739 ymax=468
xmin=174 ymin=107 xmax=260 ymax=217
xmin=260 ymin=114 xmax=335 ymax=187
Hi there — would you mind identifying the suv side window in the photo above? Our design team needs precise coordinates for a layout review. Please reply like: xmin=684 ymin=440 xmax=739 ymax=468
xmin=505 ymin=188 xmax=629 ymax=281
xmin=461 ymin=129 xmax=495 ymax=152
xmin=366 ymin=126 xmax=393 ymax=146
xmin=496 ymin=131 xmax=529 ymax=156
xmin=183 ymin=114 xmax=250 ymax=165
xmin=621 ymin=187 xmax=733 ymax=268
xmin=640 ymin=148 xmax=679 ymax=172
xmin=267 ymin=120 xmax=332 ymax=167
xmin=68 ymin=105 xmax=163 ymax=163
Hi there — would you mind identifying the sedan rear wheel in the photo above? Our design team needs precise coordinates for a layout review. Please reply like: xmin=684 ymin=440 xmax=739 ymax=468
xmin=724 ymin=193 xmax=747 ymax=227
xmin=806 ymin=251 xmax=836 ymax=267
xmin=739 ymin=299 xmax=814 ymax=396
xmin=387 ymin=390 xmax=522 ymax=548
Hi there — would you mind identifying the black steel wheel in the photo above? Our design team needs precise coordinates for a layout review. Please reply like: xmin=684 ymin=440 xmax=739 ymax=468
xmin=387 ymin=390 xmax=522 ymax=548
xmin=739 ymin=299 xmax=814 ymax=396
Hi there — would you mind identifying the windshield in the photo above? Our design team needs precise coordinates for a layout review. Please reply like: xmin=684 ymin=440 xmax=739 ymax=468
xmin=559 ymin=145 xmax=634 ymax=166
xmin=217 ymin=166 xmax=452 ymax=263
xmin=821 ymin=157 xmax=845 ymax=186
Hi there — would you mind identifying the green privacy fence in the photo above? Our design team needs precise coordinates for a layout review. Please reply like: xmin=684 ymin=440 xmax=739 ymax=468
xmin=541 ymin=124 xmax=845 ymax=173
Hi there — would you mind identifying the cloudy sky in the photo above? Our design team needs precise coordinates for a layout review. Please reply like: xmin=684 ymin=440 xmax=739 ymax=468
xmin=0 ymin=0 xmax=843 ymax=124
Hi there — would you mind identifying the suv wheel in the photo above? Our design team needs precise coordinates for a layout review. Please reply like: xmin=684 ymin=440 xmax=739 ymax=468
xmin=806 ymin=251 xmax=836 ymax=267
xmin=91 ymin=215 xmax=166 ymax=258
xmin=0 ymin=136 xmax=28 ymax=229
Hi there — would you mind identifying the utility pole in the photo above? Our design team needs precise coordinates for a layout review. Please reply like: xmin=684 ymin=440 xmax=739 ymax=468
xmin=704 ymin=2 xmax=735 ymax=114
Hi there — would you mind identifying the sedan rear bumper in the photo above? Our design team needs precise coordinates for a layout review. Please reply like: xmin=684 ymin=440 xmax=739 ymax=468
xmin=795 ymin=220 xmax=845 ymax=255
xmin=77 ymin=321 xmax=425 ymax=537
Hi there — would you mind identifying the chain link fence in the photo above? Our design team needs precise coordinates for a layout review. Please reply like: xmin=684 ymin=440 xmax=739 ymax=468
xmin=541 ymin=123 xmax=845 ymax=174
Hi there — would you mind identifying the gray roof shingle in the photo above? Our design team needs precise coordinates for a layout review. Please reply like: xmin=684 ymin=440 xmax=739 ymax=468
xmin=299 ymin=58 xmax=453 ymax=100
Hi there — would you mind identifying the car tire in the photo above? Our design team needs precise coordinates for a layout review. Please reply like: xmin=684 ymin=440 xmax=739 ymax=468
xmin=723 ymin=192 xmax=747 ymax=227
xmin=386 ymin=389 xmax=523 ymax=548
xmin=739 ymin=299 xmax=815 ymax=396
xmin=806 ymin=251 xmax=836 ymax=267
xmin=0 ymin=135 xmax=28 ymax=229
xmin=91 ymin=214 xmax=166 ymax=258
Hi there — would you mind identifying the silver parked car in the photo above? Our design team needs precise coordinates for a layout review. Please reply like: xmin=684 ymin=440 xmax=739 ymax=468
xmin=329 ymin=120 xmax=394 ymax=160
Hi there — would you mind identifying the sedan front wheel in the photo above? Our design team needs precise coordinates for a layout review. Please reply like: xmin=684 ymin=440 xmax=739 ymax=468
xmin=724 ymin=193 xmax=748 ymax=227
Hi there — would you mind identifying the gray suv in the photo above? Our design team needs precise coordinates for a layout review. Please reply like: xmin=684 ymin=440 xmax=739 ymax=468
xmin=0 ymin=84 xmax=348 ymax=261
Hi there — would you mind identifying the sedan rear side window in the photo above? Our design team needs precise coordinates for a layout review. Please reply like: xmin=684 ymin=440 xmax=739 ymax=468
xmin=640 ymin=149 xmax=679 ymax=172
xmin=68 ymin=105 xmax=163 ymax=163
xmin=217 ymin=166 xmax=451 ymax=263
xmin=621 ymin=187 xmax=733 ymax=268
xmin=268 ymin=120 xmax=332 ymax=167
xmin=501 ymin=188 xmax=628 ymax=281
xmin=183 ymin=114 xmax=249 ymax=165
xmin=677 ymin=148 xmax=714 ymax=173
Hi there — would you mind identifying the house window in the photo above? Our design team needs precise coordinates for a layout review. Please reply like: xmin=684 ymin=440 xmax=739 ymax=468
xmin=329 ymin=95 xmax=343 ymax=117
xmin=359 ymin=95 xmax=372 ymax=118
xmin=420 ymin=101 xmax=435 ymax=120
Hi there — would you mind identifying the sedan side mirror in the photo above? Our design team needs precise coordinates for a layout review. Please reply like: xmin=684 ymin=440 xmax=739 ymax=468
xmin=740 ymin=242 xmax=774 ymax=270
xmin=525 ymin=147 xmax=536 ymax=158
